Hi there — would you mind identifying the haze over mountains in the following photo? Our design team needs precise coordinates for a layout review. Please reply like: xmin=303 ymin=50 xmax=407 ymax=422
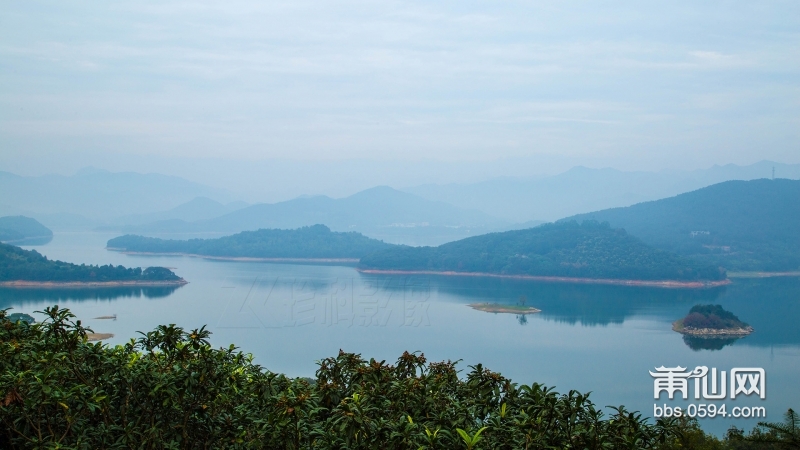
xmin=107 ymin=187 xmax=505 ymax=246
xmin=108 ymin=197 xmax=250 ymax=228
xmin=0 ymin=167 xmax=237 ymax=228
xmin=3 ymin=160 xmax=798 ymax=246
xmin=0 ymin=216 xmax=53 ymax=244
xmin=564 ymin=179 xmax=800 ymax=271
xmin=405 ymin=161 xmax=800 ymax=222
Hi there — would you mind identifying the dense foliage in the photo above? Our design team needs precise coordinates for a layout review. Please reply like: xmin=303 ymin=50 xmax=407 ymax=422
xmin=107 ymin=225 xmax=394 ymax=259
xmin=0 ymin=242 xmax=182 ymax=282
xmin=0 ymin=216 xmax=53 ymax=243
xmin=565 ymin=179 xmax=800 ymax=271
xmin=6 ymin=312 xmax=35 ymax=324
xmin=1 ymin=307 xmax=795 ymax=449
xmin=682 ymin=304 xmax=749 ymax=330
xmin=360 ymin=221 xmax=725 ymax=281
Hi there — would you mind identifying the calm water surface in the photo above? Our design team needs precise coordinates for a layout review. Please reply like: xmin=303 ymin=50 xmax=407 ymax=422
xmin=4 ymin=231 xmax=800 ymax=435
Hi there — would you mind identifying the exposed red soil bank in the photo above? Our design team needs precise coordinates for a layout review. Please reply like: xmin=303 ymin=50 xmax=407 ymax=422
xmin=0 ymin=279 xmax=188 ymax=288
xmin=107 ymin=249 xmax=359 ymax=264
xmin=356 ymin=269 xmax=731 ymax=289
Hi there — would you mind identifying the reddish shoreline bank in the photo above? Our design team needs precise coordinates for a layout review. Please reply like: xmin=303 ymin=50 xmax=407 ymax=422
xmin=0 ymin=279 xmax=188 ymax=288
xmin=728 ymin=271 xmax=800 ymax=278
xmin=107 ymin=248 xmax=359 ymax=264
xmin=356 ymin=269 xmax=730 ymax=289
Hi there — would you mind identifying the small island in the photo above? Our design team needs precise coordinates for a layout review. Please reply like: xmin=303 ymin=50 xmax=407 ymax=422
xmin=0 ymin=242 xmax=187 ymax=287
xmin=107 ymin=224 xmax=394 ymax=261
xmin=468 ymin=303 xmax=541 ymax=315
xmin=672 ymin=304 xmax=753 ymax=337
xmin=86 ymin=333 xmax=115 ymax=341
xmin=7 ymin=312 xmax=36 ymax=324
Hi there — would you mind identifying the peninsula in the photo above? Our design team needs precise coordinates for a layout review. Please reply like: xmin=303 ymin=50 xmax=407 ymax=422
xmin=107 ymin=224 xmax=393 ymax=261
xmin=672 ymin=304 xmax=753 ymax=337
xmin=0 ymin=242 xmax=187 ymax=287
xmin=358 ymin=221 xmax=727 ymax=288
xmin=0 ymin=216 xmax=53 ymax=244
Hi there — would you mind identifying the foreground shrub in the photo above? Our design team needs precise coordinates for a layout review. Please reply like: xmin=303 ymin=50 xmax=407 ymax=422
xmin=0 ymin=306 xmax=788 ymax=449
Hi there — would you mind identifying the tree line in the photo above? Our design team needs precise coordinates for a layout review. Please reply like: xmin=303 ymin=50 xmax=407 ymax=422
xmin=0 ymin=242 xmax=181 ymax=282
xmin=360 ymin=221 xmax=726 ymax=281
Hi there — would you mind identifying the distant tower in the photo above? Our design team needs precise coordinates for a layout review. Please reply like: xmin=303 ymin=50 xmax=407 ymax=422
xmin=772 ymin=166 xmax=775 ymax=180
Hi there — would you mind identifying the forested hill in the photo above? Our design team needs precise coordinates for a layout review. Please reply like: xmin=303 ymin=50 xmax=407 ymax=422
xmin=563 ymin=179 xmax=800 ymax=271
xmin=359 ymin=221 xmax=725 ymax=281
xmin=107 ymin=224 xmax=395 ymax=259
xmin=0 ymin=243 xmax=183 ymax=283
xmin=0 ymin=216 xmax=53 ymax=243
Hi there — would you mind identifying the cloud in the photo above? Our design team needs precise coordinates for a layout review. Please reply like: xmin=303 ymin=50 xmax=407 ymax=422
xmin=0 ymin=0 xmax=798 ymax=171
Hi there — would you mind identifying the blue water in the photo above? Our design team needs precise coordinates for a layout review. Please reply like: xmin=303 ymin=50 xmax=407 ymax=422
xmin=3 ymin=231 xmax=799 ymax=435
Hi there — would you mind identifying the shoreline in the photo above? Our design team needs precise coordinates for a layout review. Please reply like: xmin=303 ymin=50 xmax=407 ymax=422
xmin=468 ymin=303 xmax=542 ymax=314
xmin=0 ymin=279 xmax=188 ymax=288
xmin=672 ymin=320 xmax=753 ymax=337
xmin=107 ymin=248 xmax=359 ymax=264
xmin=87 ymin=333 xmax=114 ymax=341
xmin=1 ymin=234 xmax=54 ymax=244
xmin=728 ymin=271 xmax=800 ymax=278
xmin=356 ymin=269 xmax=731 ymax=289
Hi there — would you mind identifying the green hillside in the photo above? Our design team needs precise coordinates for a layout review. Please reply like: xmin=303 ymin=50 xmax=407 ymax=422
xmin=107 ymin=224 xmax=394 ymax=259
xmin=359 ymin=221 xmax=725 ymax=281
xmin=0 ymin=242 xmax=182 ymax=283
xmin=0 ymin=216 xmax=53 ymax=242
xmin=564 ymin=179 xmax=800 ymax=271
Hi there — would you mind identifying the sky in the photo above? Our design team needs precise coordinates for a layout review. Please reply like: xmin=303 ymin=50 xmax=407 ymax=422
xmin=1 ymin=0 xmax=799 ymax=199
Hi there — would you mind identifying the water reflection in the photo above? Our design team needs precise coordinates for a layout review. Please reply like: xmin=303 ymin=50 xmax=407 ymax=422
xmin=356 ymin=273 xmax=800 ymax=348
xmin=0 ymin=285 xmax=182 ymax=309
xmin=682 ymin=335 xmax=744 ymax=351
xmin=704 ymin=278 xmax=800 ymax=347
xmin=361 ymin=273 xmax=726 ymax=326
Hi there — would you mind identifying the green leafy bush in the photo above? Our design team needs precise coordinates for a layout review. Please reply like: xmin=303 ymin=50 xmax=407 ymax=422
xmin=1 ymin=307 xmax=790 ymax=449
xmin=0 ymin=306 xmax=686 ymax=449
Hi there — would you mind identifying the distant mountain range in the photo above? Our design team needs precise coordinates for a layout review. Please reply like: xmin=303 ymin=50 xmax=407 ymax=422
xmin=107 ymin=186 xmax=507 ymax=246
xmin=564 ymin=179 xmax=800 ymax=271
xmin=5 ymin=161 xmax=799 ymax=247
xmin=104 ymin=197 xmax=249 ymax=227
xmin=404 ymin=160 xmax=800 ymax=222
xmin=103 ymin=178 xmax=798 ymax=280
xmin=0 ymin=167 xmax=236 ymax=228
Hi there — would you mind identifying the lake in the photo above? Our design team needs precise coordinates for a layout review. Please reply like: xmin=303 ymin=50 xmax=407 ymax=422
xmin=4 ymin=231 xmax=800 ymax=435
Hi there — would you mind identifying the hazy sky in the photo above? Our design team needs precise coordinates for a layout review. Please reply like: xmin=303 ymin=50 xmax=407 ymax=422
xmin=1 ymin=1 xmax=799 ymax=198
